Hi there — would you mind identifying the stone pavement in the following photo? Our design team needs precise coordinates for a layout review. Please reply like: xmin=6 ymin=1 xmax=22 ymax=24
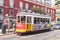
xmin=0 ymin=29 xmax=14 ymax=36
xmin=0 ymin=30 xmax=60 ymax=40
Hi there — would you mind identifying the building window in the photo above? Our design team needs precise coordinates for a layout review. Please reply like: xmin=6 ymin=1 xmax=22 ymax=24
xmin=36 ymin=0 xmax=40 ymax=3
xmin=10 ymin=0 xmax=14 ymax=8
xmin=41 ymin=7 xmax=44 ymax=11
xmin=25 ymin=3 xmax=29 ymax=10
xmin=51 ymin=10 xmax=52 ymax=14
xmin=19 ymin=2 xmax=23 ymax=9
xmin=0 ymin=8 xmax=3 ymax=20
xmin=45 ymin=7 xmax=47 ymax=12
xmin=46 ymin=1 xmax=50 ymax=6
xmin=37 ymin=6 xmax=39 ymax=8
xmin=10 ymin=9 xmax=14 ymax=16
xmin=44 ymin=0 xmax=50 ymax=1
xmin=0 ymin=8 xmax=3 ymax=14
xmin=0 ymin=0 xmax=4 ymax=6
xmin=48 ymin=9 xmax=51 ymax=14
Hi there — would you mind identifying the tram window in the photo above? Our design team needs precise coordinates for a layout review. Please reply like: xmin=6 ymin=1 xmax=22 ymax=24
xmin=45 ymin=18 xmax=46 ymax=22
xmin=18 ymin=16 xmax=20 ymax=19
xmin=47 ymin=19 xmax=49 ymax=23
xmin=17 ymin=16 xmax=20 ymax=22
xmin=46 ymin=18 xmax=49 ymax=23
xmin=39 ymin=18 xmax=41 ymax=21
xmin=21 ymin=16 xmax=26 ymax=23
xmin=27 ymin=17 xmax=31 ymax=23
xmin=18 ymin=20 xmax=20 ymax=22
xmin=41 ymin=18 xmax=42 ymax=22
xmin=46 ymin=18 xmax=47 ymax=22
xmin=42 ymin=18 xmax=45 ymax=23
xmin=34 ymin=18 xmax=36 ymax=24
xmin=34 ymin=17 xmax=40 ymax=24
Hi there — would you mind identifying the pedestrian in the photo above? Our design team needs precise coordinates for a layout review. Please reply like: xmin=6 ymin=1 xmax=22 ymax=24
xmin=0 ymin=22 xmax=2 ymax=28
xmin=4 ymin=18 xmax=10 ymax=33
xmin=1 ymin=18 xmax=9 ymax=34
xmin=10 ymin=20 xmax=13 ymax=29
xmin=13 ymin=22 xmax=16 ymax=33
xmin=45 ymin=22 xmax=48 ymax=28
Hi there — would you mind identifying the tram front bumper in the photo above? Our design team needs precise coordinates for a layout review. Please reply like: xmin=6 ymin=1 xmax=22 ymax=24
xmin=16 ymin=29 xmax=26 ymax=33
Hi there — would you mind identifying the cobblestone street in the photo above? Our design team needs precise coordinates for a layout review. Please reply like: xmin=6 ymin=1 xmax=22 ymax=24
xmin=0 ymin=30 xmax=60 ymax=40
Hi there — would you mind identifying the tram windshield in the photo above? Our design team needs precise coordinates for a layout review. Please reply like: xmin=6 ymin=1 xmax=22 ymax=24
xmin=21 ymin=16 xmax=26 ymax=23
xmin=17 ymin=16 xmax=32 ymax=24
xmin=17 ymin=16 xmax=26 ymax=23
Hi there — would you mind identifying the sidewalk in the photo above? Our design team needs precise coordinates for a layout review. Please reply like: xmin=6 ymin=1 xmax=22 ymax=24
xmin=0 ymin=29 xmax=14 ymax=36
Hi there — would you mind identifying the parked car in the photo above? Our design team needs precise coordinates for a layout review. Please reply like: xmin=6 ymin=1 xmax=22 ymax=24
xmin=53 ymin=24 xmax=60 ymax=29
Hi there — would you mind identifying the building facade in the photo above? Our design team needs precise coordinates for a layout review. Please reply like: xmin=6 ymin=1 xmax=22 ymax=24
xmin=55 ymin=5 xmax=60 ymax=22
xmin=26 ymin=0 xmax=56 ymax=7
xmin=0 ymin=0 xmax=56 ymax=21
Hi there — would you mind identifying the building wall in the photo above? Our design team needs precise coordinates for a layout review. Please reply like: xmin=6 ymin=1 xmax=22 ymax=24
xmin=55 ymin=6 xmax=60 ymax=22
xmin=26 ymin=0 xmax=56 ymax=7
xmin=4 ymin=0 xmax=9 ymax=16
xmin=0 ymin=0 xmax=56 ymax=21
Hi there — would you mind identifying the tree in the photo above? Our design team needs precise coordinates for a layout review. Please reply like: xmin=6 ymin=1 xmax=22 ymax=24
xmin=31 ymin=7 xmax=45 ymax=15
xmin=55 ymin=0 xmax=60 ymax=5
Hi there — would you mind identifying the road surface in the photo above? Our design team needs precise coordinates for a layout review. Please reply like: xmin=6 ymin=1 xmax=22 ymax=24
xmin=0 ymin=30 xmax=60 ymax=40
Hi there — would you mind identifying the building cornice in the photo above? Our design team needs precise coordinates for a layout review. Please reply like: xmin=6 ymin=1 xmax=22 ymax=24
xmin=24 ymin=0 xmax=56 ymax=9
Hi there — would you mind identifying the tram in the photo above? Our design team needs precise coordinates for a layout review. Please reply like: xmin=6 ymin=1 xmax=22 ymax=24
xmin=16 ymin=12 xmax=51 ymax=35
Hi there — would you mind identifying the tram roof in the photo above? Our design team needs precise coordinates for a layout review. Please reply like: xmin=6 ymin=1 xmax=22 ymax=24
xmin=17 ymin=12 xmax=51 ymax=18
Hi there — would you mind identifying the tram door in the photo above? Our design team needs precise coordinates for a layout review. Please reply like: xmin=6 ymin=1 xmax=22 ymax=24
xmin=26 ymin=16 xmax=32 ymax=31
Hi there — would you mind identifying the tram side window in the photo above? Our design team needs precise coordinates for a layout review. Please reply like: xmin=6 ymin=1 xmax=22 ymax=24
xmin=47 ymin=19 xmax=49 ymax=23
xmin=27 ymin=17 xmax=31 ymax=23
xmin=21 ymin=16 xmax=26 ymax=23
xmin=46 ymin=18 xmax=49 ymax=23
xmin=42 ymin=18 xmax=45 ymax=23
xmin=34 ymin=17 xmax=40 ymax=24
xmin=18 ymin=16 xmax=20 ymax=22
xmin=41 ymin=18 xmax=42 ymax=22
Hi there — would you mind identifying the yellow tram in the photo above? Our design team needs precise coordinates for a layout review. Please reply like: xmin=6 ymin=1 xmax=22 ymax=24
xmin=16 ymin=12 xmax=51 ymax=35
